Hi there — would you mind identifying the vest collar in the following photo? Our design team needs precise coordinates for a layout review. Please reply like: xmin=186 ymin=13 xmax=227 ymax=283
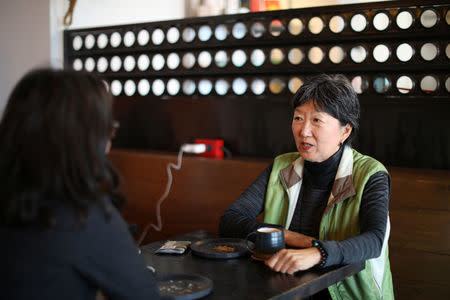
xmin=325 ymin=146 xmax=356 ymax=214
xmin=280 ymin=155 xmax=304 ymax=189
xmin=279 ymin=146 xmax=356 ymax=219
xmin=279 ymin=156 xmax=304 ymax=228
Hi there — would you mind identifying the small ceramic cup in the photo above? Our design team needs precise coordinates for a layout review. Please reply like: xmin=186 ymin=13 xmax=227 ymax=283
xmin=245 ymin=226 xmax=285 ymax=260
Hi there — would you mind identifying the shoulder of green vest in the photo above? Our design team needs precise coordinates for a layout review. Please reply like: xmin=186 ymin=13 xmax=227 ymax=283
xmin=274 ymin=152 xmax=300 ymax=166
xmin=352 ymin=149 xmax=388 ymax=176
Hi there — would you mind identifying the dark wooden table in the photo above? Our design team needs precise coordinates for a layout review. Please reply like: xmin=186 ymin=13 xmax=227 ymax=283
xmin=140 ymin=230 xmax=364 ymax=299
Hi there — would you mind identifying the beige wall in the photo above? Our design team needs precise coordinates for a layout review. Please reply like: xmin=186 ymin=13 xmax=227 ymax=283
xmin=0 ymin=0 xmax=50 ymax=117
xmin=65 ymin=0 xmax=186 ymax=29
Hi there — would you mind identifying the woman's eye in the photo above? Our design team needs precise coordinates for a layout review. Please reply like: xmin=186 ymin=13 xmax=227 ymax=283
xmin=313 ymin=118 xmax=321 ymax=123
xmin=294 ymin=116 xmax=302 ymax=121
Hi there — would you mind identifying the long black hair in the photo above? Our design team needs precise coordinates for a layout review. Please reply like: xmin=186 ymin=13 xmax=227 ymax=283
xmin=0 ymin=68 xmax=125 ymax=227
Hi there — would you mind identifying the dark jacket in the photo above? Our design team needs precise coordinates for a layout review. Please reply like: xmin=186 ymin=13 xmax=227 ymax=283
xmin=0 ymin=200 xmax=160 ymax=300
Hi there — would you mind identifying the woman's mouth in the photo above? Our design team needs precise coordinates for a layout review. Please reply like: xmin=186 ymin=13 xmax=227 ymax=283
xmin=300 ymin=142 xmax=313 ymax=151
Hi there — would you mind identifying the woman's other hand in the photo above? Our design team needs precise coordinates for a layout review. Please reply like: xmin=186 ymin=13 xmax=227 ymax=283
xmin=265 ymin=247 xmax=321 ymax=275
xmin=283 ymin=229 xmax=314 ymax=248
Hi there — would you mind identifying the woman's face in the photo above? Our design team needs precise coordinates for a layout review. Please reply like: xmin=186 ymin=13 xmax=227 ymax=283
xmin=292 ymin=100 xmax=352 ymax=163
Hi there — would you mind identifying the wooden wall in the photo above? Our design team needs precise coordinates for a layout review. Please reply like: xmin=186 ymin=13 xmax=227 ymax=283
xmin=108 ymin=149 xmax=450 ymax=299
xmin=388 ymin=168 xmax=450 ymax=299
xmin=109 ymin=149 xmax=270 ymax=243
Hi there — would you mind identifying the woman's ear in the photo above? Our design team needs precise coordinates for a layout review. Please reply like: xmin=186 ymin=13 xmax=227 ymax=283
xmin=341 ymin=124 xmax=352 ymax=144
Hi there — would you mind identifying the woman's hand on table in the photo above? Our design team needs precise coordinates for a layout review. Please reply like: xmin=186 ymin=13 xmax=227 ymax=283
xmin=265 ymin=247 xmax=322 ymax=275
xmin=283 ymin=229 xmax=314 ymax=248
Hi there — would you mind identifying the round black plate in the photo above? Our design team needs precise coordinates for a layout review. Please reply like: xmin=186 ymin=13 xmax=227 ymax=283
xmin=190 ymin=238 xmax=252 ymax=259
xmin=157 ymin=273 xmax=213 ymax=300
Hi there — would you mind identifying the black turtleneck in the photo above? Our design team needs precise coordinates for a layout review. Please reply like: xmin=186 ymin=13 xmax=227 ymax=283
xmin=289 ymin=146 xmax=343 ymax=237
xmin=304 ymin=146 xmax=343 ymax=189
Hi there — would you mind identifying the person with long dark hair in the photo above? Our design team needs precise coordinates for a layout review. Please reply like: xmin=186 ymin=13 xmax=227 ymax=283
xmin=0 ymin=68 xmax=160 ymax=299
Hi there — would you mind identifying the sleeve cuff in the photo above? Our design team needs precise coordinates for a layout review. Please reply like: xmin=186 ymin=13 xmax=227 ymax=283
xmin=320 ymin=240 xmax=343 ymax=267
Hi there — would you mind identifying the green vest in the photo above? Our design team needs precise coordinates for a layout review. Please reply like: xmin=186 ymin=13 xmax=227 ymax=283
xmin=264 ymin=147 xmax=394 ymax=300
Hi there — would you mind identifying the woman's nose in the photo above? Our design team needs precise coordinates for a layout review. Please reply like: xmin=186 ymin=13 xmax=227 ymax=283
xmin=300 ymin=122 xmax=312 ymax=137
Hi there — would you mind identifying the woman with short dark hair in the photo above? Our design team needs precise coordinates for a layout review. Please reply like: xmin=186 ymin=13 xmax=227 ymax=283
xmin=220 ymin=74 xmax=394 ymax=299
xmin=0 ymin=68 xmax=159 ymax=299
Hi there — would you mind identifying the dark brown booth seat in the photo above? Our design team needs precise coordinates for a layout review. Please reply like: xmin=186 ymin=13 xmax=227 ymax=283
xmin=388 ymin=167 xmax=450 ymax=299
xmin=108 ymin=149 xmax=450 ymax=300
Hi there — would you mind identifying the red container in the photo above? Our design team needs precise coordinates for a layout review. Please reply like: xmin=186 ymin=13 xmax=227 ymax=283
xmin=195 ymin=139 xmax=224 ymax=159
